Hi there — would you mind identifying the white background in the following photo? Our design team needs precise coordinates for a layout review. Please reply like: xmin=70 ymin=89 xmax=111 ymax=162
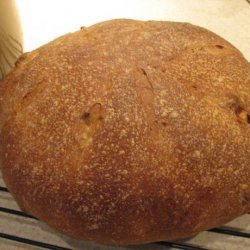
xmin=16 ymin=0 xmax=250 ymax=60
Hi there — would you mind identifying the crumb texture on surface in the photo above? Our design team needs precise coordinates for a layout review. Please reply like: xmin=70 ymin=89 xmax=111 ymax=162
xmin=0 ymin=19 xmax=249 ymax=244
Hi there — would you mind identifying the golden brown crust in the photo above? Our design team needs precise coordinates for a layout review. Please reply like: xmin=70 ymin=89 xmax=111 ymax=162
xmin=0 ymin=19 xmax=249 ymax=244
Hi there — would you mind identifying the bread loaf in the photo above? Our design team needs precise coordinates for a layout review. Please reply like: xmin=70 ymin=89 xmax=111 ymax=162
xmin=0 ymin=19 xmax=249 ymax=245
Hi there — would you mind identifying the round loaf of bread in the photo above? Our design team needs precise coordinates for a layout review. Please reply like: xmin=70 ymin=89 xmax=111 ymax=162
xmin=0 ymin=19 xmax=249 ymax=245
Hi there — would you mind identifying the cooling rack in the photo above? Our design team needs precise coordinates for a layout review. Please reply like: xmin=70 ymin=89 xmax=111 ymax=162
xmin=0 ymin=174 xmax=249 ymax=250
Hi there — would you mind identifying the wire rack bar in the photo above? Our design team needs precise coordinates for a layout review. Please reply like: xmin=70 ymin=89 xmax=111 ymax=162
xmin=0 ymin=186 xmax=9 ymax=192
xmin=208 ymin=228 xmax=250 ymax=238
xmin=0 ymin=232 xmax=72 ymax=250
xmin=0 ymin=206 xmax=37 ymax=219
xmin=156 ymin=241 xmax=209 ymax=250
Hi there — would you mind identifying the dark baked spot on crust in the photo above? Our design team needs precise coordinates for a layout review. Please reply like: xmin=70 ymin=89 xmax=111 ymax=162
xmin=141 ymin=68 xmax=147 ymax=74
xmin=215 ymin=45 xmax=224 ymax=49
xmin=225 ymin=95 xmax=250 ymax=124
xmin=161 ymin=121 xmax=167 ymax=127
xmin=81 ymin=112 xmax=90 ymax=120
xmin=247 ymin=113 xmax=250 ymax=124
xmin=235 ymin=106 xmax=250 ymax=124
xmin=23 ymin=91 xmax=32 ymax=100
xmin=81 ymin=103 xmax=103 ymax=126
xmin=139 ymin=67 xmax=154 ymax=92
xmin=187 ymin=44 xmax=233 ymax=56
